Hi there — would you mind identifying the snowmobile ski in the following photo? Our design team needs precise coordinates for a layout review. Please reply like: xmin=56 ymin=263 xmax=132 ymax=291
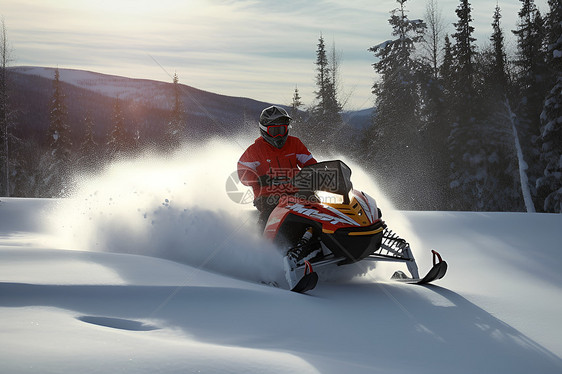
xmin=285 ymin=259 xmax=318 ymax=293
xmin=391 ymin=250 xmax=447 ymax=285
xmin=291 ymin=271 xmax=319 ymax=293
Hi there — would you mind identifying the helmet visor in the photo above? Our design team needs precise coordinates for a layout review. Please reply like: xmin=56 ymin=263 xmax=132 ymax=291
xmin=266 ymin=124 xmax=288 ymax=138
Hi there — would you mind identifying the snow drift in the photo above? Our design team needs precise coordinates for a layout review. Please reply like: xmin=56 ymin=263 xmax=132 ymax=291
xmin=45 ymin=140 xmax=408 ymax=286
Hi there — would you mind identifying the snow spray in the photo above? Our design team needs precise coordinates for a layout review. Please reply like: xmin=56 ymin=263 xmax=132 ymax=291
xmin=46 ymin=138 xmax=421 ymax=285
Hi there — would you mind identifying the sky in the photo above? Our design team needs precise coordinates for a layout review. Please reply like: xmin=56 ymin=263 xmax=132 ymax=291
xmin=1 ymin=0 xmax=551 ymax=110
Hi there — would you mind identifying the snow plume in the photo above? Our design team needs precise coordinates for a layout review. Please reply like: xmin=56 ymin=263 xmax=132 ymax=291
xmin=47 ymin=139 xmax=283 ymax=285
xmin=46 ymin=140 xmax=421 ymax=286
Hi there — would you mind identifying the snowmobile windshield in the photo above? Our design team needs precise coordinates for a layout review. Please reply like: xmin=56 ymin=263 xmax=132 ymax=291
xmin=293 ymin=160 xmax=353 ymax=204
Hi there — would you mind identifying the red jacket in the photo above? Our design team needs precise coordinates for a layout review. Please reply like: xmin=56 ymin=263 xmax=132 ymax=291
xmin=237 ymin=136 xmax=317 ymax=199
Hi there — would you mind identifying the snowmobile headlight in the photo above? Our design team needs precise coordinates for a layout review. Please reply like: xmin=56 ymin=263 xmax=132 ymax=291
xmin=315 ymin=191 xmax=344 ymax=204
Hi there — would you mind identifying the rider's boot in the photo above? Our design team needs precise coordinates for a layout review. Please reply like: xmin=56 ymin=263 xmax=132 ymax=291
xmin=286 ymin=227 xmax=320 ymax=265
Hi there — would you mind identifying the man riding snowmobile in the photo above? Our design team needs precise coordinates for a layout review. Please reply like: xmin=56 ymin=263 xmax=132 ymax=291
xmin=237 ymin=105 xmax=319 ymax=264
xmin=237 ymin=106 xmax=447 ymax=293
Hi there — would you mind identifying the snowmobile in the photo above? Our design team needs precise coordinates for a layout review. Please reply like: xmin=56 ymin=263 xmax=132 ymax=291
xmin=262 ymin=160 xmax=447 ymax=293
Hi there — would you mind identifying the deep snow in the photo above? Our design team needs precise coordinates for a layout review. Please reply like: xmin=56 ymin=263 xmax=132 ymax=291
xmin=1 ymin=142 xmax=561 ymax=373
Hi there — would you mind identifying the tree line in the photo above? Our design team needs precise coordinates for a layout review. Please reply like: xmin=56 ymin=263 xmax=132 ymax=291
xmin=289 ymin=0 xmax=561 ymax=213
xmin=1 ymin=0 xmax=561 ymax=213
xmin=0 ymin=52 xmax=186 ymax=197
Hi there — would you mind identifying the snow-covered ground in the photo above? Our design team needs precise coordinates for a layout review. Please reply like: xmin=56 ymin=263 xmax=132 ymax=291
xmin=1 ymin=142 xmax=561 ymax=373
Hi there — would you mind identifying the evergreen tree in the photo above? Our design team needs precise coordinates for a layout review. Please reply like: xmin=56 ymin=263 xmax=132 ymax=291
xmin=419 ymin=0 xmax=449 ymax=209
xmin=10 ymin=138 xmax=40 ymax=197
xmin=440 ymin=35 xmax=455 ymax=96
xmin=364 ymin=0 xmax=427 ymax=208
xmin=366 ymin=0 xmax=425 ymax=151
xmin=287 ymin=86 xmax=307 ymax=141
xmin=290 ymin=86 xmax=304 ymax=125
xmin=477 ymin=6 xmax=509 ymax=108
xmin=41 ymin=68 xmax=73 ymax=197
xmin=439 ymin=34 xmax=456 ymax=139
xmin=165 ymin=72 xmax=185 ymax=150
xmin=48 ymin=69 xmax=72 ymax=162
xmin=536 ymin=0 xmax=562 ymax=212
xmin=447 ymin=0 xmax=500 ymax=210
xmin=329 ymin=41 xmax=351 ymax=109
xmin=290 ymin=86 xmax=303 ymax=117
xmin=487 ymin=6 xmax=531 ymax=211
xmin=439 ymin=35 xmax=455 ymax=114
xmin=545 ymin=0 xmax=562 ymax=69
xmin=513 ymin=0 xmax=548 ymax=114
xmin=308 ymin=34 xmax=342 ymax=151
xmin=77 ymin=111 xmax=99 ymax=171
xmin=513 ymin=0 xmax=549 ymax=209
xmin=451 ymin=0 xmax=477 ymax=120
xmin=489 ymin=4 xmax=508 ymax=96
xmin=107 ymin=97 xmax=131 ymax=158
xmin=448 ymin=3 xmax=526 ymax=211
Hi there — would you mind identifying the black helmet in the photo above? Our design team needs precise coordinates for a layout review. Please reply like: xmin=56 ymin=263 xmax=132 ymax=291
xmin=259 ymin=105 xmax=292 ymax=148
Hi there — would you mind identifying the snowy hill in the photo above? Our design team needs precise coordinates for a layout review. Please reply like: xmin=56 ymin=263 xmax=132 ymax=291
xmin=1 ymin=142 xmax=561 ymax=373
xmin=8 ymin=66 xmax=275 ymax=141
xmin=12 ymin=66 xmax=271 ymax=112
xmin=9 ymin=66 xmax=373 ymax=137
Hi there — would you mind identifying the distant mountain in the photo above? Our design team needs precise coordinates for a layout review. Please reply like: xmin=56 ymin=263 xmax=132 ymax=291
xmin=342 ymin=108 xmax=374 ymax=131
xmin=8 ymin=66 xmax=274 ymax=144
xmin=8 ymin=66 xmax=373 ymax=147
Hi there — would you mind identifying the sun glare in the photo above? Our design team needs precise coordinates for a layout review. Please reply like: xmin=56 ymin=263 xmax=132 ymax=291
xmin=38 ymin=0 xmax=208 ymax=34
